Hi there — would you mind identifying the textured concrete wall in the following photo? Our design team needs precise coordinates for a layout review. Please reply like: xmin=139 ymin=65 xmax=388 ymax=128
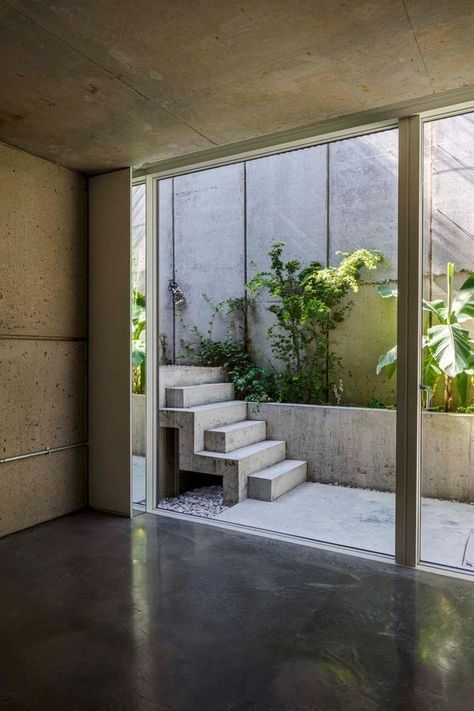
xmin=158 ymin=131 xmax=399 ymax=393
xmin=248 ymin=403 xmax=474 ymax=503
xmin=328 ymin=130 xmax=398 ymax=282
xmin=158 ymin=178 xmax=174 ymax=362
xmin=173 ymin=164 xmax=245 ymax=358
xmin=158 ymin=118 xmax=474 ymax=406
xmin=246 ymin=146 xmax=328 ymax=367
xmin=131 ymin=182 xmax=146 ymax=293
xmin=0 ymin=142 xmax=87 ymax=536
xmin=424 ymin=113 xmax=474 ymax=276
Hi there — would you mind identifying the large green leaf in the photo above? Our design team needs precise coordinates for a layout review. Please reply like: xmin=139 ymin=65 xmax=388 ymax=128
xmin=422 ymin=350 xmax=442 ymax=392
xmin=376 ymin=345 xmax=397 ymax=378
xmin=132 ymin=290 xmax=146 ymax=327
xmin=132 ymin=341 xmax=146 ymax=369
xmin=133 ymin=290 xmax=146 ymax=308
xmin=425 ymin=323 xmax=473 ymax=377
xmin=133 ymin=320 xmax=146 ymax=339
xmin=422 ymin=299 xmax=447 ymax=322
xmin=452 ymin=273 xmax=474 ymax=322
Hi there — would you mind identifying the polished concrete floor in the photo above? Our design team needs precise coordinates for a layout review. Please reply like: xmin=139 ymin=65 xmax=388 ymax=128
xmin=218 ymin=482 xmax=474 ymax=569
xmin=1 ymin=511 xmax=474 ymax=710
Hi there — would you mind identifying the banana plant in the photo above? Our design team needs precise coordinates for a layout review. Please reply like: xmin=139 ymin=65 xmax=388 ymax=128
xmin=376 ymin=264 xmax=474 ymax=411
xmin=132 ymin=290 xmax=146 ymax=394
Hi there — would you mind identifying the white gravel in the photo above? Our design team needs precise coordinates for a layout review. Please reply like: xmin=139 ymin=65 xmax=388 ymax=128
xmin=157 ymin=485 xmax=229 ymax=518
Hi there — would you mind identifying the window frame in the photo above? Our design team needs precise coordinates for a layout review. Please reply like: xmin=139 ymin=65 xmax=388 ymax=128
xmin=134 ymin=91 xmax=474 ymax=575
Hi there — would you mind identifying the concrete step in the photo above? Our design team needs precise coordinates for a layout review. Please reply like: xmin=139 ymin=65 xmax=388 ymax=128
xmin=166 ymin=382 xmax=234 ymax=408
xmin=204 ymin=420 xmax=266 ymax=453
xmin=248 ymin=460 xmax=307 ymax=502
xmin=161 ymin=399 xmax=247 ymax=422
xmin=198 ymin=439 xmax=286 ymax=477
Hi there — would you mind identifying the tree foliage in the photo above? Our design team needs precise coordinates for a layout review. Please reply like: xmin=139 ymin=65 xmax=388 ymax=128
xmin=246 ymin=243 xmax=384 ymax=403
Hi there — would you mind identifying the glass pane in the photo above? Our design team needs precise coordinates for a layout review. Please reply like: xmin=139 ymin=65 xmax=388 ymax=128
xmin=420 ymin=112 xmax=474 ymax=572
xmin=131 ymin=183 xmax=146 ymax=510
xmin=157 ymin=129 xmax=398 ymax=556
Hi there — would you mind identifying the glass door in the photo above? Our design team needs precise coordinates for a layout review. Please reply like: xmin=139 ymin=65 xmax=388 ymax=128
xmin=153 ymin=127 xmax=398 ymax=557
xmin=146 ymin=104 xmax=474 ymax=576
xmin=420 ymin=111 xmax=474 ymax=573
xmin=131 ymin=182 xmax=147 ymax=510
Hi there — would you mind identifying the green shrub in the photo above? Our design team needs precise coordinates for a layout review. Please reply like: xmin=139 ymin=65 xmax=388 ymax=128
xmin=182 ymin=242 xmax=384 ymax=405
xmin=247 ymin=243 xmax=384 ymax=404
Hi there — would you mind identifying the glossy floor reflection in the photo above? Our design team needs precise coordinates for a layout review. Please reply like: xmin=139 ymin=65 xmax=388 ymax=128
xmin=1 ymin=511 xmax=474 ymax=710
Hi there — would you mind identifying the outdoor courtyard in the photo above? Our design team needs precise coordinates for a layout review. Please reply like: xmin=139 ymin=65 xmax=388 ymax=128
xmin=133 ymin=455 xmax=474 ymax=570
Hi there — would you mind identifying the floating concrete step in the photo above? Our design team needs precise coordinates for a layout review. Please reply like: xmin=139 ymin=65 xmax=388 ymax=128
xmin=166 ymin=382 xmax=234 ymax=408
xmin=161 ymin=399 xmax=247 ymax=423
xmin=204 ymin=420 xmax=266 ymax=453
xmin=248 ymin=460 xmax=307 ymax=502
xmin=198 ymin=439 xmax=286 ymax=477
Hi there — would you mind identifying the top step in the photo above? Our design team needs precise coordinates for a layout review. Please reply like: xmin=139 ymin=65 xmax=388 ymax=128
xmin=166 ymin=382 xmax=235 ymax=408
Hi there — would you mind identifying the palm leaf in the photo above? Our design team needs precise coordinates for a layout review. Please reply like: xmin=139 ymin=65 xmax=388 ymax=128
xmin=422 ymin=350 xmax=442 ymax=391
xmin=426 ymin=323 xmax=473 ymax=377
xmin=132 ymin=341 xmax=146 ymax=369
xmin=422 ymin=299 xmax=447 ymax=322
xmin=376 ymin=345 xmax=397 ymax=378
xmin=452 ymin=273 xmax=474 ymax=322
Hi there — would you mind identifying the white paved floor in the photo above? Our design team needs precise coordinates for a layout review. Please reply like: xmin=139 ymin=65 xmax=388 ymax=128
xmin=216 ymin=482 xmax=474 ymax=571
xmin=133 ymin=455 xmax=146 ymax=504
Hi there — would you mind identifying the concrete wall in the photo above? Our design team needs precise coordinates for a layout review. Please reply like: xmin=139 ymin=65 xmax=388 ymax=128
xmin=248 ymin=403 xmax=474 ymax=503
xmin=423 ymin=113 xmax=474 ymax=276
xmin=173 ymin=165 xmax=245 ymax=350
xmin=0 ymin=142 xmax=87 ymax=536
xmin=131 ymin=182 xmax=146 ymax=294
xmin=156 ymin=116 xmax=474 ymax=406
xmin=158 ymin=365 xmax=225 ymax=498
xmin=89 ymin=169 xmax=131 ymax=516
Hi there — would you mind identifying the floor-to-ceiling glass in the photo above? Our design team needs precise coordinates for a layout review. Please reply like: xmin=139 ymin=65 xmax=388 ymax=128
xmin=155 ymin=128 xmax=398 ymax=556
xmin=420 ymin=111 xmax=474 ymax=572
xmin=131 ymin=182 xmax=147 ymax=508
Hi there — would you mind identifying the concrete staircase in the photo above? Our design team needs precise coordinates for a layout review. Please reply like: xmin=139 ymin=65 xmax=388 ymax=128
xmin=161 ymin=382 xmax=307 ymax=506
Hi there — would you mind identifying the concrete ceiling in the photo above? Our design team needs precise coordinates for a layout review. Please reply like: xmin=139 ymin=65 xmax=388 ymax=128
xmin=1 ymin=0 xmax=474 ymax=173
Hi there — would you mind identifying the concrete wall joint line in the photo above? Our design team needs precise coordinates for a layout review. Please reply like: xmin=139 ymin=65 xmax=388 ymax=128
xmin=0 ymin=334 xmax=87 ymax=342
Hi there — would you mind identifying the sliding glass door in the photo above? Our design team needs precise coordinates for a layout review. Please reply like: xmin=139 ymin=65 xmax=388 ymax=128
xmin=420 ymin=112 xmax=474 ymax=573
xmin=150 ymin=128 xmax=398 ymax=558
xmin=143 ymin=102 xmax=474 ymax=576
xmin=131 ymin=182 xmax=147 ymax=509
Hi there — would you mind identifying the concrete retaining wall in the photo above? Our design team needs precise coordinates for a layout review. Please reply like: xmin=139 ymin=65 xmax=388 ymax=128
xmin=248 ymin=402 xmax=474 ymax=503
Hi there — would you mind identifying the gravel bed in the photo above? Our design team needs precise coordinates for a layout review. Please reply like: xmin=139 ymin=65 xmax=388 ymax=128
xmin=158 ymin=485 xmax=228 ymax=518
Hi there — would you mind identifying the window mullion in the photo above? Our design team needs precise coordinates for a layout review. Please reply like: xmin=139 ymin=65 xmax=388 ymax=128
xmin=396 ymin=115 xmax=423 ymax=567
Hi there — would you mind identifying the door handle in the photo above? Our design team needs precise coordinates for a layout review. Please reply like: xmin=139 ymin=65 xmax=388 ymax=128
xmin=419 ymin=383 xmax=432 ymax=410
